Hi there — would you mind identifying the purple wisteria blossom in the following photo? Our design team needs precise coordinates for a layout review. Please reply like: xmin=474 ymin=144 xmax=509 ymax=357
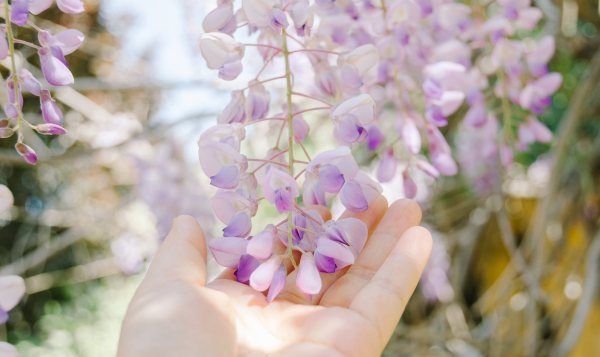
xmin=198 ymin=0 xmax=561 ymax=301
xmin=0 ymin=0 xmax=84 ymax=165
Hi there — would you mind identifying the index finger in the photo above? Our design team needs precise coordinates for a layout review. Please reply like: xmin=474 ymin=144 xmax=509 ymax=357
xmin=349 ymin=226 xmax=432 ymax=348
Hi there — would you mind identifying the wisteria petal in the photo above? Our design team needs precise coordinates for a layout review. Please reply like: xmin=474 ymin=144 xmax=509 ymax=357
xmin=401 ymin=119 xmax=422 ymax=154
xmin=316 ymin=238 xmax=355 ymax=269
xmin=20 ymin=69 xmax=42 ymax=96
xmin=242 ymin=0 xmax=278 ymax=28
xmin=314 ymin=252 xmax=336 ymax=273
xmin=416 ymin=159 xmax=440 ymax=178
xmin=247 ymin=226 xmax=275 ymax=259
xmin=376 ymin=150 xmax=397 ymax=182
xmin=203 ymin=3 xmax=235 ymax=33
xmin=246 ymin=81 xmax=270 ymax=120
xmin=40 ymin=89 xmax=63 ymax=124
xmin=10 ymin=0 xmax=29 ymax=26
xmin=302 ymin=178 xmax=326 ymax=206
xmin=56 ymin=0 xmax=84 ymax=14
xmin=262 ymin=167 xmax=299 ymax=213
xmin=28 ymin=0 xmax=53 ymax=14
xmin=208 ymin=236 xmax=248 ymax=267
xmin=296 ymin=253 xmax=322 ymax=295
xmin=211 ymin=190 xmax=257 ymax=224
xmin=266 ymin=264 xmax=286 ymax=302
xmin=34 ymin=123 xmax=67 ymax=135
xmin=223 ymin=211 xmax=252 ymax=237
xmin=353 ymin=171 xmax=382 ymax=204
xmin=332 ymin=93 xmax=375 ymax=125
xmin=54 ymin=29 xmax=85 ymax=55
xmin=210 ymin=165 xmax=240 ymax=189
xmin=432 ymin=90 xmax=465 ymax=116
xmin=292 ymin=116 xmax=309 ymax=143
xmin=340 ymin=180 xmax=368 ymax=212
xmin=15 ymin=143 xmax=38 ymax=165
xmin=249 ymin=255 xmax=282 ymax=292
xmin=39 ymin=47 xmax=74 ymax=86
xmin=367 ymin=125 xmax=384 ymax=151
xmin=219 ymin=60 xmax=243 ymax=81
xmin=340 ymin=44 xmax=379 ymax=77
xmin=431 ymin=152 xmax=458 ymax=176
xmin=402 ymin=170 xmax=417 ymax=199
xmin=199 ymin=32 xmax=245 ymax=70
xmin=335 ymin=217 xmax=368 ymax=255
xmin=218 ymin=91 xmax=246 ymax=124
xmin=235 ymin=254 xmax=260 ymax=283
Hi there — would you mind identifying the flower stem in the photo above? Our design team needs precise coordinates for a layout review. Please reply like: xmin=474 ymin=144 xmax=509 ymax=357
xmin=282 ymin=28 xmax=298 ymax=269
xmin=292 ymin=106 xmax=330 ymax=116
xmin=4 ymin=0 xmax=24 ymax=141
xmin=292 ymin=91 xmax=332 ymax=106
xmin=13 ymin=38 xmax=41 ymax=49
xmin=288 ymin=48 xmax=340 ymax=56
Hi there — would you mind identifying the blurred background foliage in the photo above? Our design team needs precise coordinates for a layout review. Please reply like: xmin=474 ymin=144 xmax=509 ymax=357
xmin=0 ymin=0 xmax=598 ymax=356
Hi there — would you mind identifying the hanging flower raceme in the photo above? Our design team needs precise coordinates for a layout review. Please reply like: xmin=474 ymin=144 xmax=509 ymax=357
xmin=198 ymin=0 xmax=561 ymax=302
xmin=0 ymin=0 xmax=84 ymax=165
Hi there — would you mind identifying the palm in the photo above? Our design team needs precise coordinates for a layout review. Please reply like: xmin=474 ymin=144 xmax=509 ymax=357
xmin=119 ymin=198 xmax=432 ymax=357
xmin=208 ymin=277 xmax=378 ymax=356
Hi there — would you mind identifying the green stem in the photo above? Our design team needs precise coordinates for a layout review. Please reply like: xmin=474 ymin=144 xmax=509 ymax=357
xmin=282 ymin=28 xmax=298 ymax=269
xmin=3 ymin=0 xmax=24 ymax=141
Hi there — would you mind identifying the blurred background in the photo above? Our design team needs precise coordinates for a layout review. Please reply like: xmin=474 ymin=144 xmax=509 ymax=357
xmin=0 ymin=0 xmax=598 ymax=356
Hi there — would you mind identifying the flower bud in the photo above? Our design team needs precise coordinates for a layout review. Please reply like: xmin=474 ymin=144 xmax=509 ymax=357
xmin=246 ymin=81 xmax=270 ymax=120
xmin=401 ymin=119 xmax=421 ymax=154
xmin=0 ymin=127 xmax=14 ymax=139
xmin=376 ymin=149 xmax=397 ymax=182
xmin=402 ymin=170 xmax=417 ymax=199
xmin=40 ymin=90 xmax=63 ymax=124
xmin=250 ymin=255 xmax=282 ymax=292
xmin=19 ymin=69 xmax=42 ymax=96
xmin=15 ymin=142 xmax=38 ymax=165
xmin=34 ymin=123 xmax=67 ymax=135
xmin=296 ymin=253 xmax=322 ymax=295
xmin=292 ymin=116 xmax=309 ymax=143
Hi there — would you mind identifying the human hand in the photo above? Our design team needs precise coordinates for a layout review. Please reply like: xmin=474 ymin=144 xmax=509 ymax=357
xmin=118 ymin=197 xmax=432 ymax=357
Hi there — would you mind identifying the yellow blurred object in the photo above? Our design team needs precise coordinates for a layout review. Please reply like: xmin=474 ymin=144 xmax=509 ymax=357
xmin=470 ymin=197 xmax=600 ymax=356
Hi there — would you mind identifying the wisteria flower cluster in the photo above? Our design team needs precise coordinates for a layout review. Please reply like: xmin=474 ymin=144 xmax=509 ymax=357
xmin=0 ymin=0 xmax=84 ymax=164
xmin=198 ymin=0 xmax=560 ymax=301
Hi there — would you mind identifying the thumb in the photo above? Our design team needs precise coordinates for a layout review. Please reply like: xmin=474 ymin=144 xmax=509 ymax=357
xmin=145 ymin=215 xmax=208 ymax=286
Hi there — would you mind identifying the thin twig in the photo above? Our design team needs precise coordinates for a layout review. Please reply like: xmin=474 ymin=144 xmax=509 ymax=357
xmin=550 ymin=230 xmax=600 ymax=357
